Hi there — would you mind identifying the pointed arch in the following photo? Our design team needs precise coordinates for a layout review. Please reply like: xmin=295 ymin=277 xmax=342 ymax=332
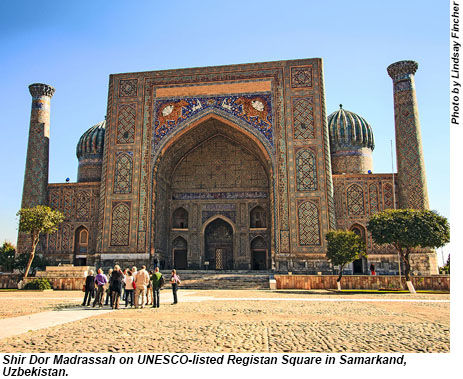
xmin=250 ymin=206 xmax=267 ymax=228
xmin=172 ymin=207 xmax=188 ymax=229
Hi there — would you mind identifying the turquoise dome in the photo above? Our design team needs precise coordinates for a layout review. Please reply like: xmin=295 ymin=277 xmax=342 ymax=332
xmin=76 ymin=120 xmax=106 ymax=160
xmin=328 ymin=105 xmax=374 ymax=152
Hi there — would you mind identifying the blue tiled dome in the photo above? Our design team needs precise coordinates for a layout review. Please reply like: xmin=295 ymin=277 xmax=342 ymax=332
xmin=328 ymin=105 xmax=374 ymax=152
xmin=76 ymin=120 xmax=105 ymax=160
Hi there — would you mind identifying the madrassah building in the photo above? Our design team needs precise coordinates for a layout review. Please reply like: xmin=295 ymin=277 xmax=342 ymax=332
xmin=17 ymin=58 xmax=437 ymax=275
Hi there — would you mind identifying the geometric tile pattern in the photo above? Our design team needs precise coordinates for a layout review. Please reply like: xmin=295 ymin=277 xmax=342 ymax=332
xmin=76 ymin=191 xmax=90 ymax=220
xmin=110 ymin=202 xmax=130 ymax=246
xmin=388 ymin=61 xmax=428 ymax=210
xmin=171 ymin=135 xmax=268 ymax=191
xmin=298 ymin=201 xmax=321 ymax=245
xmin=346 ymin=184 xmax=365 ymax=216
xmin=116 ymin=104 xmax=136 ymax=144
xmin=119 ymin=79 xmax=138 ymax=98
xmin=62 ymin=190 xmax=73 ymax=219
xmin=295 ymin=149 xmax=317 ymax=191
xmin=368 ymin=184 xmax=379 ymax=214
xmin=61 ymin=224 xmax=72 ymax=252
xmin=291 ymin=66 xmax=312 ymax=88
xmin=383 ymin=183 xmax=394 ymax=209
xmin=293 ymin=98 xmax=314 ymax=139
xmin=113 ymin=153 xmax=133 ymax=194
xmin=394 ymin=94 xmax=427 ymax=209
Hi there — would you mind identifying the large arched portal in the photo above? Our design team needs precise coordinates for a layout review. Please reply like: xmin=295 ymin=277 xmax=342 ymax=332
xmin=152 ymin=115 xmax=273 ymax=270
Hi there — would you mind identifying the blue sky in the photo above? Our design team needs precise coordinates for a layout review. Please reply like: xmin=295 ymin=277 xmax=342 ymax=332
xmin=0 ymin=1 xmax=449 ymax=260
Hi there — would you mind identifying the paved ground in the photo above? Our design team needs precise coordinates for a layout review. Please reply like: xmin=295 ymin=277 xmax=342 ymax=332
xmin=0 ymin=289 xmax=450 ymax=353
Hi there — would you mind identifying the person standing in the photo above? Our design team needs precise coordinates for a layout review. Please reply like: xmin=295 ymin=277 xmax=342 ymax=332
xmin=134 ymin=265 xmax=150 ymax=308
xmin=104 ymin=269 xmax=113 ymax=307
xmin=151 ymin=267 xmax=164 ymax=308
xmin=170 ymin=269 xmax=181 ymax=305
xmin=124 ymin=270 xmax=135 ymax=307
xmin=147 ymin=270 xmax=154 ymax=306
xmin=82 ymin=270 xmax=95 ymax=306
xmin=93 ymin=269 xmax=108 ymax=308
xmin=110 ymin=265 xmax=125 ymax=309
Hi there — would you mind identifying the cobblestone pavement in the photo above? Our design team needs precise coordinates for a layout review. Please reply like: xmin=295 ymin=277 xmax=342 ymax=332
xmin=0 ymin=290 xmax=82 ymax=319
xmin=0 ymin=290 xmax=449 ymax=353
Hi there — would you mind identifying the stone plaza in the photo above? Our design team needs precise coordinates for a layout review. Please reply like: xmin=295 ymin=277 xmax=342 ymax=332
xmin=0 ymin=289 xmax=449 ymax=353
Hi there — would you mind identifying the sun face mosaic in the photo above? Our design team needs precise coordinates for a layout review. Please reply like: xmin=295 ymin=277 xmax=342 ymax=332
xmin=153 ymin=93 xmax=273 ymax=149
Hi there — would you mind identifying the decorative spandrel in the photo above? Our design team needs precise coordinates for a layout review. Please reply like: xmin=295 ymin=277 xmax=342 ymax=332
xmin=153 ymin=93 xmax=273 ymax=150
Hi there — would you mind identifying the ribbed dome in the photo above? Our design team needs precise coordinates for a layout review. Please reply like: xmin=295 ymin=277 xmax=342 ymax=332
xmin=328 ymin=105 xmax=374 ymax=152
xmin=76 ymin=120 xmax=105 ymax=160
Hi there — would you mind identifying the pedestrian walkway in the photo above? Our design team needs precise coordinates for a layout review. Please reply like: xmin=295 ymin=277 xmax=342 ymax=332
xmin=0 ymin=308 xmax=114 ymax=339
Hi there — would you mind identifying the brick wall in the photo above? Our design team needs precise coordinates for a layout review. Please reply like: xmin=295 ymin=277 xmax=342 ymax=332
xmin=275 ymin=274 xmax=449 ymax=291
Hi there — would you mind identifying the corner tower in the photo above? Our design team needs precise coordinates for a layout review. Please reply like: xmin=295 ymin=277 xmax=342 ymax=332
xmin=21 ymin=83 xmax=55 ymax=208
xmin=387 ymin=61 xmax=429 ymax=209
xmin=17 ymin=83 xmax=55 ymax=253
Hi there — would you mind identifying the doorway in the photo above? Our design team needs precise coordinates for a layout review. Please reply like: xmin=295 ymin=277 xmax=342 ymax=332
xmin=174 ymin=250 xmax=188 ymax=269
xmin=251 ymin=236 xmax=267 ymax=270
xmin=172 ymin=237 xmax=188 ymax=269
xmin=205 ymin=218 xmax=233 ymax=270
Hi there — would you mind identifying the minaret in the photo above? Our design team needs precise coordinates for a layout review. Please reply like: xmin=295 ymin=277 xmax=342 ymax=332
xmin=17 ymin=83 xmax=55 ymax=253
xmin=21 ymin=83 xmax=55 ymax=208
xmin=387 ymin=61 xmax=429 ymax=210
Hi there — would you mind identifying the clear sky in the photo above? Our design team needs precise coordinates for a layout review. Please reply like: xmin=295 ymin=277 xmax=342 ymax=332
xmin=0 ymin=1 xmax=449 ymax=261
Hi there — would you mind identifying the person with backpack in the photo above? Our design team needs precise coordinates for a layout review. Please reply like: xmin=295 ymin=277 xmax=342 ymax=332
xmin=151 ymin=267 xmax=164 ymax=308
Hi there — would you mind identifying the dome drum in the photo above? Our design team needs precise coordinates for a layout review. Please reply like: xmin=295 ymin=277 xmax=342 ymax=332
xmin=331 ymin=147 xmax=373 ymax=175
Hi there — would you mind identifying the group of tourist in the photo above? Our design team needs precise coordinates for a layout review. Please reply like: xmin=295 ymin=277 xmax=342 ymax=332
xmin=82 ymin=266 xmax=181 ymax=309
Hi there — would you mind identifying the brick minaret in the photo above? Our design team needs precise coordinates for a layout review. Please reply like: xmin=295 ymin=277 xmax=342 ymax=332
xmin=387 ymin=61 xmax=429 ymax=210
xmin=17 ymin=83 xmax=55 ymax=253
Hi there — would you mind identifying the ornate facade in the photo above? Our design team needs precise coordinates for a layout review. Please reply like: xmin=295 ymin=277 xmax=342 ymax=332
xmin=17 ymin=58 xmax=438 ymax=274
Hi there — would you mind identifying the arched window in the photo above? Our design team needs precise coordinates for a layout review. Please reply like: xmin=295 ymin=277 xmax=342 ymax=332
xmin=79 ymin=229 xmax=88 ymax=244
xmin=347 ymin=184 xmax=365 ymax=216
xmin=172 ymin=207 xmax=188 ymax=229
xmin=350 ymin=224 xmax=366 ymax=242
xmin=114 ymin=153 xmax=133 ymax=194
xmin=250 ymin=206 xmax=266 ymax=228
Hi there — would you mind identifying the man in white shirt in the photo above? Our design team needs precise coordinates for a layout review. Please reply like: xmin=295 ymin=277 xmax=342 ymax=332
xmin=134 ymin=265 xmax=150 ymax=308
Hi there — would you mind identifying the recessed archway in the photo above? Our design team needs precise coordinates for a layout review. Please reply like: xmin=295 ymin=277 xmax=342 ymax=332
xmin=151 ymin=113 xmax=274 ymax=270
xmin=74 ymin=226 xmax=88 ymax=266
xmin=350 ymin=224 xmax=366 ymax=274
